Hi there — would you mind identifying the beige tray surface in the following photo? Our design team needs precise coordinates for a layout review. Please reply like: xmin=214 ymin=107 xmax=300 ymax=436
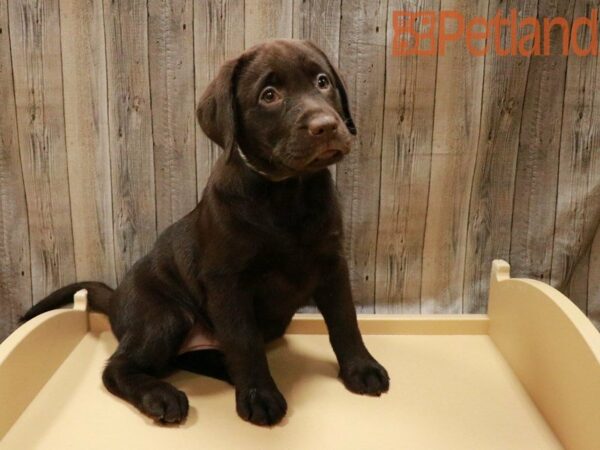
xmin=0 ymin=261 xmax=599 ymax=450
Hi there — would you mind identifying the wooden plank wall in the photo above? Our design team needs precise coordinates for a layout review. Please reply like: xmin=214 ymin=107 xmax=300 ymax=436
xmin=60 ymin=0 xmax=115 ymax=286
xmin=560 ymin=0 xmax=600 ymax=325
xmin=1 ymin=0 xmax=599 ymax=339
xmin=464 ymin=0 xmax=538 ymax=312
xmin=421 ymin=0 xmax=488 ymax=314
xmin=0 ymin=0 xmax=31 ymax=339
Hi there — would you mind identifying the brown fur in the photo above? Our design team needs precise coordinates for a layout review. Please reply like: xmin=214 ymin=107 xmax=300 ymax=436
xmin=22 ymin=39 xmax=389 ymax=426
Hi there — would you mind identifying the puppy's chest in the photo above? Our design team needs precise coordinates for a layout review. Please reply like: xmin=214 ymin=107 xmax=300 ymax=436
xmin=253 ymin=237 xmax=332 ymax=301
xmin=252 ymin=268 xmax=316 ymax=340
xmin=259 ymin=245 xmax=320 ymax=286
xmin=269 ymin=207 xmax=328 ymax=242
xmin=266 ymin=202 xmax=341 ymax=251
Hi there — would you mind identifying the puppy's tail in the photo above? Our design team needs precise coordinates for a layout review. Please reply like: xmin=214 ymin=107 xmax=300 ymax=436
xmin=20 ymin=282 xmax=114 ymax=323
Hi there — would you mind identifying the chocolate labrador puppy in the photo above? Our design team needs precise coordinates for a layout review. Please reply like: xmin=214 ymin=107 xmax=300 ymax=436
xmin=21 ymin=39 xmax=389 ymax=426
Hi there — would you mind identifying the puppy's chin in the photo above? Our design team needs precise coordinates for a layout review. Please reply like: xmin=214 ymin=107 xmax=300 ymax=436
xmin=247 ymin=141 xmax=349 ymax=181
xmin=305 ymin=148 xmax=347 ymax=168
xmin=274 ymin=142 xmax=349 ymax=171
xmin=274 ymin=152 xmax=346 ymax=178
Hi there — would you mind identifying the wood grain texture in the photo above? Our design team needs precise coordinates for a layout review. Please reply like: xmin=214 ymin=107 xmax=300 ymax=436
xmin=421 ymin=0 xmax=488 ymax=313
xmin=8 ymin=0 xmax=76 ymax=300
xmin=337 ymin=0 xmax=387 ymax=312
xmin=244 ymin=0 xmax=293 ymax=47
xmin=103 ymin=0 xmax=156 ymax=280
xmin=463 ymin=0 xmax=538 ymax=313
xmin=588 ymin=225 xmax=600 ymax=329
xmin=510 ymin=0 xmax=575 ymax=284
xmin=148 ymin=0 xmax=197 ymax=234
xmin=0 ymin=0 xmax=32 ymax=340
xmin=551 ymin=0 xmax=600 ymax=291
xmin=1 ymin=1 xmax=600 ymax=338
xmin=194 ymin=0 xmax=245 ymax=194
xmin=292 ymin=0 xmax=340 ymax=60
xmin=375 ymin=0 xmax=439 ymax=313
xmin=567 ymin=247 xmax=590 ymax=312
xmin=60 ymin=0 xmax=116 ymax=286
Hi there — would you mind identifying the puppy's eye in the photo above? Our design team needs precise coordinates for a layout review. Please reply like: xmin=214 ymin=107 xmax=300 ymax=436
xmin=316 ymin=74 xmax=330 ymax=90
xmin=259 ymin=87 xmax=281 ymax=105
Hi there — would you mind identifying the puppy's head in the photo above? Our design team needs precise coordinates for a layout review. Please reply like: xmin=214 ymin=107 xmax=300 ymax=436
xmin=197 ymin=39 xmax=356 ymax=180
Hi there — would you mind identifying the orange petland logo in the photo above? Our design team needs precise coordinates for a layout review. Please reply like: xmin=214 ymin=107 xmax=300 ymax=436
xmin=392 ymin=9 xmax=599 ymax=56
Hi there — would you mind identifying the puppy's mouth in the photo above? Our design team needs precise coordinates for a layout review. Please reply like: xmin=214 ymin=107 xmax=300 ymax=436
xmin=307 ymin=147 xmax=347 ymax=167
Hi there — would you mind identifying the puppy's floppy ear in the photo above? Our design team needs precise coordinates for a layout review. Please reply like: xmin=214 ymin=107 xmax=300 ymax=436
xmin=303 ymin=41 xmax=357 ymax=135
xmin=197 ymin=57 xmax=242 ymax=154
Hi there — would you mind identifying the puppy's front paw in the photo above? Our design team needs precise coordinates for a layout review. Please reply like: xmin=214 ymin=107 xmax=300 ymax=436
xmin=140 ymin=384 xmax=189 ymax=424
xmin=340 ymin=358 xmax=390 ymax=396
xmin=236 ymin=386 xmax=287 ymax=426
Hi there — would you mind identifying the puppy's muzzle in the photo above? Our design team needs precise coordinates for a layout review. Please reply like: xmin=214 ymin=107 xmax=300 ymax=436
xmin=304 ymin=113 xmax=351 ymax=166
xmin=306 ymin=146 xmax=349 ymax=167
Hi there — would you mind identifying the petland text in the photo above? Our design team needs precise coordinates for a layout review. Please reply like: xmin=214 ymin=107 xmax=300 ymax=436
xmin=392 ymin=9 xmax=599 ymax=57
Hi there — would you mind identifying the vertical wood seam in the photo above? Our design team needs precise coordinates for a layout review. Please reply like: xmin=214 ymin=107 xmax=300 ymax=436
xmin=462 ymin=0 xmax=492 ymax=313
xmin=508 ymin=71 xmax=529 ymax=260
xmin=334 ymin=0 xmax=343 ymax=186
xmin=191 ymin=0 xmax=197 ymax=205
xmin=193 ymin=0 xmax=200 ymax=201
xmin=5 ymin=0 xmax=33 ymax=308
xmin=102 ymin=0 xmax=116 ymax=285
xmin=243 ymin=0 xmax=247 ymax=48
xmin=507 ymin=0 xmax=538 ymax=261
xmin=508 ymin=2 xmax=537 ymax=259
xmin=146 ymin=0 xmax=159 ymax=238
xmin=101 ymin=0 xmax=117 ymax=283
xmin=549 ymin=0 xmax=578 ymax=289
xmin=373 ymin=0 xmax=390 ymax=314
xmin=419 ymin=0 xmax=443 ymax=314
xmin=290 ymin=0 xmax=295 ymax=40
xmin=57 ymin=0 xmax=78 ymax=281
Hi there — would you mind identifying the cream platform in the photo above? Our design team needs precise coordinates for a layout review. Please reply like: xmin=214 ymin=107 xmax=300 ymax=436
xmin=0 ymin=260 xmax=599 ymax=449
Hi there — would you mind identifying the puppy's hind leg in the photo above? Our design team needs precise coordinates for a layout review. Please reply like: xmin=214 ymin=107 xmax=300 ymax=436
xmin=102 ymin=309 xmax=193 ymax=424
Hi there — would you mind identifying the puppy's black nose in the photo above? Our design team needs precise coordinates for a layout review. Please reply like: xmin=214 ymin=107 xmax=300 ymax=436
xmin=308 ymin=115 xmax=338 ymax=136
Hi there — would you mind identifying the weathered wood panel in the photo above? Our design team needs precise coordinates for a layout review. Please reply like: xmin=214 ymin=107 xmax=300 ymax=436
xmin=563 ymin=0 xmax=600 ymax=328
xmin=1 ymin=0 xmax=600 ymax=338
xmin=148 ymin=0 xmax=197 ymax=234
xmin=567 ymin=247 xmax=590 ymax=312
xmin=0 ymin=0 xmax=32 ymax=340
xmin=8 ymin=0 xmax=76 ymax=300
xmin=337 ymin=0 xmax=387 ymax=312
xmin=103 ymin=0 xmax=157 ymax=280
xmin=292 ymin=0 xmax=340 ymax=61
xmin=463 ymin=0 xmax=538 ymax=313
xmin=244 ymin=0 xmax=293 ymax=47
xmin=375 ymin=0 xmax=439 ymax=313
xmin=551 ymin=0 xmax=600 ymax=291
xmin=60 ymin=0 xmax=116 ymax=286
xmin=194 ymin=0 xmax=245 ymax=194
xmin=589 ymin=225 xmax=600 ymax=329
xmin=510 ymin=0 xmax=575 ymax=284
xmin=421 ymin=0 xmax=488 ymax=313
